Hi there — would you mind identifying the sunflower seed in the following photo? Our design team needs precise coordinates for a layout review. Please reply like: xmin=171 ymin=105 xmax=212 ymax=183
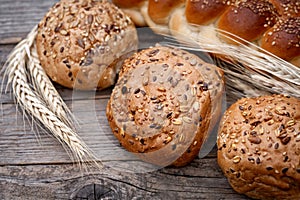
xmin=172 ymin=118 xmax=182 ymax=125
xmin=233 ymin=156 xmax=241 ymax=164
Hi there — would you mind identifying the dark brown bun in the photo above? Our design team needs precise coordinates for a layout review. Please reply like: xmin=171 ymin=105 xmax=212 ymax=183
xmin=106 ymin=45 xmax=224 ymax=167
xmin=217 ymin=0 xmax=276 ymax=43
xmin=185 ymin=0 xmax=228 ymax=25
xmin=36 ymin=0 xmax=138 ymax=90
xmin=112 ymin=0 xmax=300 ymax=67
xmin=217 ymin=94 xmax=300 ymax=200
xmin=261 ymin=17 xmax=300 ymax=62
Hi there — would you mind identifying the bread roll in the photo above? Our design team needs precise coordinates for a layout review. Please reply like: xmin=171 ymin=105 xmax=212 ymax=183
xmin=112 ymin=0 xmax=300 ymax=67
xmin=121 ymin=45 xmax=225 ymax=131
xmin=36 ymin=0 xmax=138 ymax=90
xmin=217 ymin=94 xmax=300 ymax=199
xmin=106 ymin=46 xmax=224 ymax=167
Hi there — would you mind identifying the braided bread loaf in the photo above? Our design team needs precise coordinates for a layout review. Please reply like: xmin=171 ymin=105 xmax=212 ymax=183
xmin=112 ymin=0 xmax=300 ymax=67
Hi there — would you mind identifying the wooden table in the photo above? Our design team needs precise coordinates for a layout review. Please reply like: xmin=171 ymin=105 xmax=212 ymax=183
xmin=0 ymin=1 xmax=251 ymax=199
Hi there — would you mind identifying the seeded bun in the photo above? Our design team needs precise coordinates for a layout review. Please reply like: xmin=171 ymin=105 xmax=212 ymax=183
xmin=120 ymin=45 xmax=225 ymax=133
xmin=36 ymin=0 xmax=138 ymax=90
xmin=106 ymin=46 xmax=224 ymax=167
xmin=217 ymin=94 xmax=300 ymax=200
xmin=261 ymin=17 xmax=300 ymax=63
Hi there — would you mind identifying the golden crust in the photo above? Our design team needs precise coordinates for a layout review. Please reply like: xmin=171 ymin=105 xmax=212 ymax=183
xmin=218 ymin=0 xmax=276 ymax=43
xmin=269 ymin=0 xmax=300 ymax=17
xmin=106 ymin=46 xmax=224 ymax=167
xmin=217 ymin=94 xmax=300 ymax=200
xmin=148 ymin=0 xmax=184 ymax=24
xmin=185 ymin=0 xmax=229 ymax=25
xmin=261 ymin=17 xmax=300 ymax=61
xmin=36 ymin=0 xmax=138 ymax=90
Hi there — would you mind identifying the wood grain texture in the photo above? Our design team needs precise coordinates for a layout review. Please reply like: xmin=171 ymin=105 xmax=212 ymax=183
xmin=0 ymin=0 xmax=250 ymax=199
xmin=0 ymin=163 xmax=250 ymax=200
xmin=0 ymin=0 xmax=57 ymax=39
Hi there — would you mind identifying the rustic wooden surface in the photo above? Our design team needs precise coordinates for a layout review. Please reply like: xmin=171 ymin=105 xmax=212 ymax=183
xmin=0 ymin=1 xmax=252 ymax=199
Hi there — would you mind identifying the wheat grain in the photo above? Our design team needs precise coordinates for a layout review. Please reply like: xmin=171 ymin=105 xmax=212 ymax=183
xmin=12 ymin=66 xmax=97 ymax=164
xmin=2 ymin=26 xmax=101 ymax=168
xmin=26 ymin=42 xmax=77 ymax=128
xmin=162 ymin=26 xmax=300 ymax=100
xmin=14 ymin=26 xmax=77 ymax=128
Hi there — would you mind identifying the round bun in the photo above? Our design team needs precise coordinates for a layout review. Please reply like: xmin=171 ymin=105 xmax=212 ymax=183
xmin=106 ymin=45 xmax=224 ymax=167
xmin=36 ymin=0 xmax=138 ymax=90
xmin=217 ymin=94 xmax=300 ymax=200
xmin=217 ymin=0 xmax=276 ymax=43
xmin=148 ymin=0 xmax=184 ymax=25
xmin=269 ymin=0 xmax=300 ymax=17
xmin=185 ymin=0 xmax=228 ymax=25
xmin=261 ymin=17 xmax=300 ymax=61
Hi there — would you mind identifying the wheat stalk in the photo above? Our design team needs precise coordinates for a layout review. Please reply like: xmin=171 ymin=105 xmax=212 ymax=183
xmin=162 ymin=27 xmax=300 ymax=101
xmin=26 ymin=42 xmax=77 ymax=128
xmin=2 ymin=27 xmax=101 ymax=168
xmin=16 ymin=26 xmax=77 ymax=128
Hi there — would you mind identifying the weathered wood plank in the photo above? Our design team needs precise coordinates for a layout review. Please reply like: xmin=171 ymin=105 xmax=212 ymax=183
xmin=0 ymin=98 xmax=219 ymax=165
xmin=0 ymin=163 xmax=251 ymax=200
xmin=0 ymin=0 xmax=57 ymax=40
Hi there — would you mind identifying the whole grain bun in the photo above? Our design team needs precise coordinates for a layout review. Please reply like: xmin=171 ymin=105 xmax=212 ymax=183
xmin=121 ymin=45 xmax=225 ymax=133
xmin=217 ymin=94 xmax=300 ymax=200
xmin=36 ymin=0 xmax=138 ymax=90
xmin=112 ymin=0 xmax=300 ymax=67
xmin=106 ymin=46 xmax=224 ymax=167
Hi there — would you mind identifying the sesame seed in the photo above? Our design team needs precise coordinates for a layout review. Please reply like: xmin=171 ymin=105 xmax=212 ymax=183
xmin=183 ymin=116 xmax=193 ymax=124
xmin=60 ymin=30 xmax=68 ymax=35
xmin=233 ymin=156 xmax=241 ymax=164
xmin=172 ymin=118 xmax=182 ymax=125
xmin=179 ymin=134 xmax=184 ymax=142
xmin=286 ymin=119 xmax=295 ymax=127
xmin=191 ymin=87 xmax=197 ymax=96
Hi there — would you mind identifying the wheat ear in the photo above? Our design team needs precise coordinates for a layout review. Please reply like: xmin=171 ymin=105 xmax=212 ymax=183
xmin=26 ymin=43 xmax=76 ymax=128
xmin=163 ymin=28 xmax=300 ymax=100
xmin=3 ymin=27 xmax=101 ymax=168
